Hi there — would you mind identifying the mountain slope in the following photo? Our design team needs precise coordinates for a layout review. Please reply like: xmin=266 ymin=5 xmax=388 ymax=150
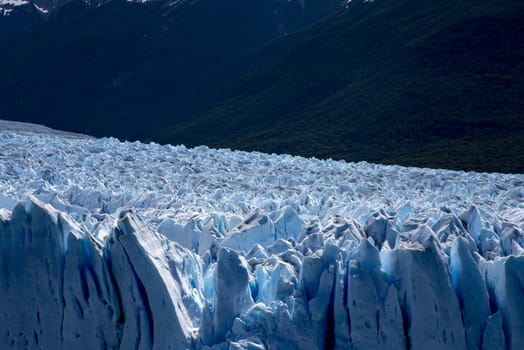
xmin=0 ymin=1 xmax=43 ymax=37
xmin=0 ymin=0 xmax=340 ymax=139
xmin=165 ymin=0 xmax=524 ymax=173
xmin=0 ymin=0 xmax=523 ymax=173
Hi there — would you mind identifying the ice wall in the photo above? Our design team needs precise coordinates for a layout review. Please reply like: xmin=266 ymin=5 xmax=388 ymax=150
xmin=0 ymin=197 xmax=203 ymax=349
xmin=2 ymin=197 xmax=523 ymax=349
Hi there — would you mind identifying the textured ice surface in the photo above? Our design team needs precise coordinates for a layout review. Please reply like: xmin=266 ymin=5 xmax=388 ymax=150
xmin=0 ymin=130 xmax=523 ymax=349
xmin=0 ymin=119 xmax=93 ymax=139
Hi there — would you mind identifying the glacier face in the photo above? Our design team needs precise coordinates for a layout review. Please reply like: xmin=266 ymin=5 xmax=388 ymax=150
xmin=0 ymin=130 xmax=523 ymax=349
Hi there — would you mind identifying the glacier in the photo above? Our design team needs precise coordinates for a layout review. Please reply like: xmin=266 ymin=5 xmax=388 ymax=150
xmin=0 ymin=129 xmax=523 ymax=349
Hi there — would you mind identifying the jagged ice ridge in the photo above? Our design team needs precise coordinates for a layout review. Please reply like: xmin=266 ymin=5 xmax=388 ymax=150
xmin=0 ymin=130 xmax=523 ymax=349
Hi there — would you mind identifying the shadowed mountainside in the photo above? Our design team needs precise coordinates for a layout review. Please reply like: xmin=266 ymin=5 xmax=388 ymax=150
xmin=165 ymin=0 xmax=524 ymax=173
xmin=0 ymin=0 xmax=522 ymax=173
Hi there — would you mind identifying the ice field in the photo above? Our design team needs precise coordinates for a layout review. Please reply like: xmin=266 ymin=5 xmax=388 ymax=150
xmin=0 ymin=128 xmax=523 ymax=349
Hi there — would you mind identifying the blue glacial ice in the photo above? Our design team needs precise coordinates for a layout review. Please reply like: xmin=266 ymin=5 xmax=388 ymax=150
xmin=0 ymin=129 xmax=523 ymax=349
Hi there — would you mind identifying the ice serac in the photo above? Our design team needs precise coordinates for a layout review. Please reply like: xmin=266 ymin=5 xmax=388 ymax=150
xmin=0 ymin=197 xmax=203 ymax=349
xmin=0 ymin=196 xmax=118 ymax=349
xmin=0 ymin=198 xmax=67 ymax=349
xmin=62 ymin=220 xmax=121 ymax=349
xmin=460 ymin=206 xmax=502 ymax=259
xmin=346 ymin=240 xmax=405 ymax=350
xmin=381 ymin=224 xmax=467 ymax=350
xmin=272 ymin=206 xmax=303 ymax=241
xmin=222 ymin=210 xmax=276 ymax=253
xmin=481 ymin=312 xmax=506 ymax=350
xmin=364 ymin=211 xmax=398 ymax=249
xmin=433 ymin=214 xmax=476 ymax=256
xmin=482 ymin=255 xmax=524 ymax=350
xmin=107 ymin=210 xmax=203 ymax=349
xmin=450 ymin=237 xmax=490 ymax=350
xmin=200 ymin=247 xmax=253 ymax=346
xmin=332 ymin=257 xmax=351 ymax=350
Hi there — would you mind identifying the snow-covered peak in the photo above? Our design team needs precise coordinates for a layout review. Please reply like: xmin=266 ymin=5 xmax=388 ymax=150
xmin=0 ymin=0 xmax=28 ymax=15
xmin=0 ymin=128 xmax=523 ymax=349
xmin=0 ymin=0 xmax=27 ymax=6
xmin=0 ymin=0 xmax=183 ymax=17
xmin=0 ymin=0 xmax=99 ymax=17
xmin=0 ymin=0 xmax=66 ymax=16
